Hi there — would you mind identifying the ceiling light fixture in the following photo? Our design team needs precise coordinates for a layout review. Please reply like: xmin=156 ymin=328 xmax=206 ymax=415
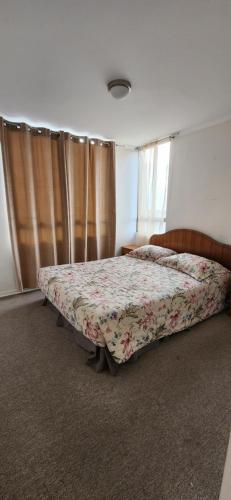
xmin=107 ymin=79 xmax=131 ymax=100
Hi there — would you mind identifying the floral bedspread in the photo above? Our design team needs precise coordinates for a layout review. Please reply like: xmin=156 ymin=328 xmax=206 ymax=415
xmin=38 ymin=256 xmax=231 ymax=364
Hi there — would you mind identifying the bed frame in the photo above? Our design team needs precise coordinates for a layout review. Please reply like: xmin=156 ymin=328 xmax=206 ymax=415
xmin=42 ymin=229 xmax=231 ymax=375
xmin=150 ymin=229 xmax=231 ymax=270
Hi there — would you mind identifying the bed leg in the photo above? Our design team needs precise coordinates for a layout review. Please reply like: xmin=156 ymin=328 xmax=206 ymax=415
xmin=42 ymin=297 xmax=48 ymax=306
xmin=57 ymin=313 xmax=64 ymax=327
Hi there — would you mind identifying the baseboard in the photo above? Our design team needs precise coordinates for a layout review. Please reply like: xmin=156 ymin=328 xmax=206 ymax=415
xmin=0 ymin=289 xmax=20 ymax=298
xmin=0 ymin=288 xmax=39 ymax=299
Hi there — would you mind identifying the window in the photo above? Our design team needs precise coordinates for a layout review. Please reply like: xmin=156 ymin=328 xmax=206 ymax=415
xmin=137 ymin=141 xmax=170 ymax=242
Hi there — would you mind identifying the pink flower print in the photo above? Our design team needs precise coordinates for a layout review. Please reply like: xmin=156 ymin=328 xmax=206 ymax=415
xmin=54 ymin=285 xmax=62 ymax=306
xmin=190 ymin=293 xmax=197 ymax=304
xmin=198 ymin=262 xmax=209 ymax=275
xmin=169 ymin=311 xmax=180 ymax=328
xmin=121 ymin=332 xmax=133 ymax=357
xmin=206 ymin=296 xmax=215 ymax=310
xmin=83 ymin=320 xmax=101 ymax=340
xmin=138 ymin=311 xmax=154 ymax=329
xmin=90 ymin=290 xmax=101 ymax=299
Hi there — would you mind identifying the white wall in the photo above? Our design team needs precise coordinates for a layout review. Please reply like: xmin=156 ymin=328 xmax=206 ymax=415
xmin=0 ymin=153 xmax=19 ymax=297
xmin=167 ymin=120 xmax=231 ymax=244
xmin=115 ymin=146 xmax=139 ymax=254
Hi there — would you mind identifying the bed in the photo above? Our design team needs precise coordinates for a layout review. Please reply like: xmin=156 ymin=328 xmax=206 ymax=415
xmin=38 ymin=229 xmax=231 ymax=374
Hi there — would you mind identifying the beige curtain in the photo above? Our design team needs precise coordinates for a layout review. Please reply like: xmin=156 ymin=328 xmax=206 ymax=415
xmin=0 ymin=118 xmax=116 ymax=290
xmin=63 ymin=135 xmax=116 ymax=263
xmin=87 ymin=140 xmax=116 ymax=260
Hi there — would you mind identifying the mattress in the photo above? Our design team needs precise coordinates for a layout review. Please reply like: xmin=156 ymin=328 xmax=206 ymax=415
xmin=38 ymin=255 xmax=231 ymax=363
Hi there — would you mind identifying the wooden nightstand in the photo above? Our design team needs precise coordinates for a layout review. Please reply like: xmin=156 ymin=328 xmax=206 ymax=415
xmin=121 ymin=244 xmax=140 ymax=255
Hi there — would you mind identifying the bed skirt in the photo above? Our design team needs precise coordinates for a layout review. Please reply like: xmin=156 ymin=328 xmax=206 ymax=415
xmin=43 ymin=296 xmax=121 ymax=375
xmin=42 ymin=295 xmax=166 ymax=375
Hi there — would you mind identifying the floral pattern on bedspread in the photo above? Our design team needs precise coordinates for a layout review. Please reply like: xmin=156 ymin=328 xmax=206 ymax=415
xmin=38 ymin=256 xmax=231 ymax=364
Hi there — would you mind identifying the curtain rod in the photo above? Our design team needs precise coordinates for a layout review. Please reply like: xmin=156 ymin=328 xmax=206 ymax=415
xmin=0 ymin=117 xmax=113 ymax=145
xmin=136 ymin=131 xmax=180 ymax=151
xmin=115 ymin=143 xmax=137 ymax=149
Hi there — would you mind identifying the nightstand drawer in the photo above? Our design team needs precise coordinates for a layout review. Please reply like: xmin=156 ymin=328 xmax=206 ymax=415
xmin=121 ymin=244 xmax=139 ymax=255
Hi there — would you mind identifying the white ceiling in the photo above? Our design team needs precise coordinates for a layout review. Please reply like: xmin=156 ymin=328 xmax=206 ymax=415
xmin=1 ymin=0 xmax=231 ymax=146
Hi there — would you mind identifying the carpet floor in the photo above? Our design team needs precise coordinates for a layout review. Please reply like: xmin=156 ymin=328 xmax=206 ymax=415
xmin=0 ymin=291 xmax=231 ymax=500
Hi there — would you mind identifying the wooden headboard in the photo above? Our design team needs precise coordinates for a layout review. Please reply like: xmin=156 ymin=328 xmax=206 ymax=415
xmin=149 ymin=229 xmax=231 ymax=270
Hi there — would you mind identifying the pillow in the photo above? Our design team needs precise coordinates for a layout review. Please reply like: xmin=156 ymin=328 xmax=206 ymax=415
xmin=157 ymin=252 xmax=228 ymax=281
xmin=128 ymin=245 xmax=176 ymax=262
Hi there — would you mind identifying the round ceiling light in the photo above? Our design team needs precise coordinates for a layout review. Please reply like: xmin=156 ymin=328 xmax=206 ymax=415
xmin=107 ymin=79 xmax=131 ymax=100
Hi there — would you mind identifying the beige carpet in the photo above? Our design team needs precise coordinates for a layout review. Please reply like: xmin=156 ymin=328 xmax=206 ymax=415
xmin=0 ymin=291 xmax=231 ymax=500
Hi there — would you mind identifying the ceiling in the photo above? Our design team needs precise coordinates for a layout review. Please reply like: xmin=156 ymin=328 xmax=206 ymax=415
xmin=1 ymin=0 xmax=231 ymax=146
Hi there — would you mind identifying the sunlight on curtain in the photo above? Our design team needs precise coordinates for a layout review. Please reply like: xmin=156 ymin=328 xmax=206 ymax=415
xmin=0 ymin=146 xmax=18 ymax=296
xmin=0 ymin=118 xmax=116 ymax=290
xmin=136 ymin=141 xmax=170 ymax=244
